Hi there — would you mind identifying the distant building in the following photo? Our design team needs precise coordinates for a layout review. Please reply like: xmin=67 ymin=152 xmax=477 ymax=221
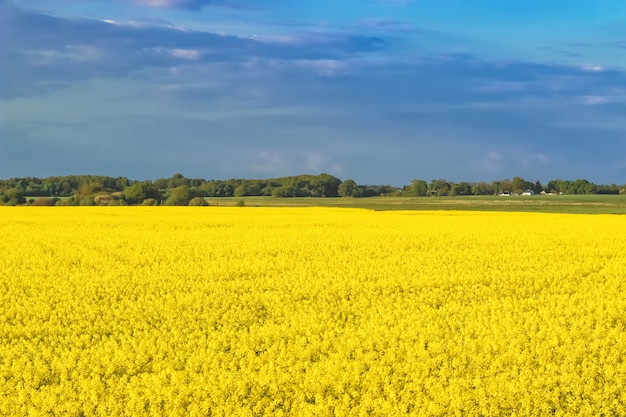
xmin=522 ymin=189 xmax=535 ymax=196
xmin=499 ymin=191 xmax=511 ymax=196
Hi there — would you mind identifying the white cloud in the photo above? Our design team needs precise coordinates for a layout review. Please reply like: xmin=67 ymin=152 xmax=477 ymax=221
xmin=472 ymin=151 xmax=503 ymax=173
xmin=281 ymin=59 xmax=350 ymax=77
xmin=250 ymin=150 xmax=341 ymax=176
xmin=582 ymin=65 xmax=605 ymax=72
xmin=250 ymin=150 xmax=291 ymax=174
xmin=583 ymin=95 xmax=610 ymax=105
xmin=26 ymin=45 xmax=103 ymax=65
xmin=582 ymin=95 xmax=625 ymax=105
xmin=168 ymin=48 xmax=203 ymax=60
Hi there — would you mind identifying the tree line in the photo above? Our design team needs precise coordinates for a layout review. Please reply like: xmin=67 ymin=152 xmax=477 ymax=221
xmin=0 ymin=174 xmax=623 ymax=206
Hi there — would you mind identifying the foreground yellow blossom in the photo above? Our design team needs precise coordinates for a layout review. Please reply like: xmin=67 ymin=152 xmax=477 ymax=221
xmin=1 ymin=207 xmax=625 ymax=416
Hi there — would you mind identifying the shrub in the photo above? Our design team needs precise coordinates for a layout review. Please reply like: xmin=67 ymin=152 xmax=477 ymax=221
xmin=188 ymin=197 xmax=208 ymax=206
xmin=32 ymin=197 xmax=56 ymax=206
xmin=141 ymin=198 xmax=157 ymax=206
xmin=94 ymin=193 xmax=114 ymax=206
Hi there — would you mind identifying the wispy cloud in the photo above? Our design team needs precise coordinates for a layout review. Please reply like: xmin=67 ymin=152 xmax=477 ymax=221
xmin=248 ymin=150 xmax=342 ymax=177
xmin=1 ymin=4 xmax=388 ymax=98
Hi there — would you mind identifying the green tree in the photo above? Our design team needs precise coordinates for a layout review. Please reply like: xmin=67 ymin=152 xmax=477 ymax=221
xmin=499 ymin=179 xmax=512 ymax=193
xmin=450 ymin=182 xmax=472 ymax=196
xmin=338 ymin=179 xmax=358 ymax=197
xmin=75 ymin=182 xmax=102 ymax=203
xmin=165 ymin=185 xmax=192 ymax=206
xmin=167 ymin=173 xmax=189 ymax=189
xmin=409 ymin=180 xmax=428 ymax=197
xmin=472 ymin=182 xmax=493 ymax=195
xmin=571 ymin=179 xmax=595 ymax=194
xmin=2 ymin=188 xmax=26 ymax=205
xmin=511 ymin=176 xmax=526 ymax=194
xmin=234 ymin=181 xmax=261 ymax=197
xmin=123 ymin=181 xmax=160 ymax=205
xmin=309 ymin=173 xmax=342 ymax=197
xmin=271 ymin=187 xmax=288 ymax=197
xmin=428 ymin=179 xmax=451 ymax=196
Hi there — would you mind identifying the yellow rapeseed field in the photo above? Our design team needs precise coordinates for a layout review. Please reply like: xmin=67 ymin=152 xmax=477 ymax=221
xmin=1 ymin=207 xmax=625 ymax=416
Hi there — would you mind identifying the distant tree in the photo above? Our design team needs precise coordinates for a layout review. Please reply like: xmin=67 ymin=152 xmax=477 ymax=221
xmin=167 ymin=173 xmax=189 ymax=189
xmin=557 ymin=179 xmax=573 ymax=194
xmin=548 ymin=180 xmax=560 ymax=194
xmin=261 ymin=185 xmax=274 ymax=196
xmin=188 ymin=178 xmax=205 ymax=188
xmin=511 ymin=176 xmax=526 ymax=194
xmin=2 ymin=188 xmax=25 ymax=205
xmin=271 ymin=187 xmax=288 ymax=197
xmin=309 ymin=173 xmax=341 ymax=197
xmin=286 ymin=180 xmax=309 ymax=197
xmin=450 ymin=182 xmax=472 ymax=196
xmin=572 ymin=179 xmax=595 ymax=194
xmin=428 ymin=179 xmax=451 ymax=196
xmin=40 ymin=180 xmax=59 ymax=197
xmin=490 ymin=181 xmax=500 ymax=194
xmin=533 ymin=180 xmax=543 ymax=194
xmin=499 ymin=179 xmax=512 ymax=193
xmin=212 ymin=182 xmax=235 ymax=197
xmin=234 ymin=181 xmax=262 ymax=197
xmin=154 ymin=178 xmax=168 ymax=190
xmin=338 ymin=179 xmax=358 ymax=197
xmin=114 ymin=176 xmax=132 ymax=192
xmin=596 ymin=183 xmax=621 ymax=194
xmin=123 ymin=181 xmax=160 ymax=205
xmin=378 ymin=185 xmax=397 ymax=195
xmin=472 ymin=182 xmax=493 ymax=195
xmin=408 ymin=180 xmax=428 ymax=197
xmin=359 ymin=187 xmax=378 ymax=197
xmin=165 ymin=185 xmax=193 ymax=206
xmin=75 ymin=183 xmax=102 ymax=204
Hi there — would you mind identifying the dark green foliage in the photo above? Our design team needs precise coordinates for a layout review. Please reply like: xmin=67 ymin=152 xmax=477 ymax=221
xmin=123 ymin=181 xmax=160 ymax=205
xmin=165 ymin=185 xmax=194 ymax=206
xmin=428 ymin=179 xmax=451 ymax=196
xmin=1 ymin=188 xmax=26 ymax=205
xmin=0 ymin=173 xmax=623 ymax=205
xmin=450 ymin=182 xmax=472 ymax=197
xmin=338 ymin=179 xmax=359 ymax=197
xmin=404 ymin=180 xmax=428 ymax=197
xmin=234 ymin=182 xmax=261 ymax=197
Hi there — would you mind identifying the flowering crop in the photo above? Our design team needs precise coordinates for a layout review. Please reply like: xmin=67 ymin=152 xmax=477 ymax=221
xmin=1 ymin=207 xmax=625 ymax=416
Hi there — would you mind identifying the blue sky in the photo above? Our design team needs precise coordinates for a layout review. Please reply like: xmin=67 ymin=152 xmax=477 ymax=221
xmin=1 ymin=0 xmax=625 ymax=186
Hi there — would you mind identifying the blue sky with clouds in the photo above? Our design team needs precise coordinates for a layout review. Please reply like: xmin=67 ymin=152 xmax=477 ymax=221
xmin=1 ymin=0 xmax=625 ymax=185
